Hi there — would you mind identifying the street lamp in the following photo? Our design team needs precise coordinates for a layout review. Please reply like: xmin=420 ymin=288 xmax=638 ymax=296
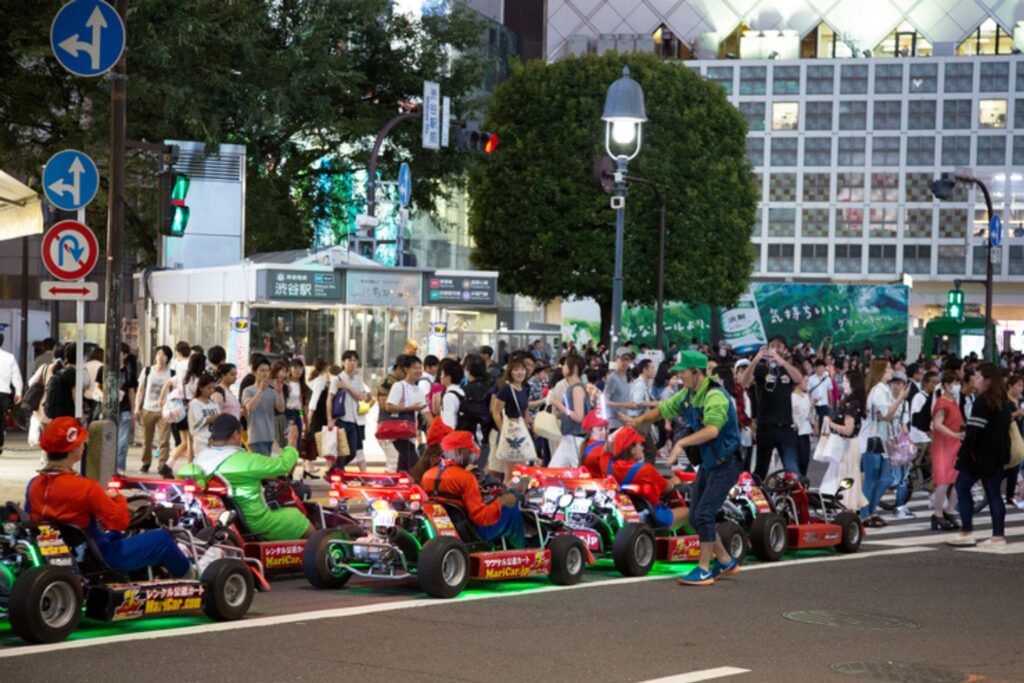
xmin=602 ymin=65 xmax=646 ymax=347
xmin=930 ymin=172 xmax=996 ymax=360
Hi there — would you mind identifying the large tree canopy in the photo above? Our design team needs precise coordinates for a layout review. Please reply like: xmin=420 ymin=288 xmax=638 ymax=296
xmin=468 ymin=52 xmax=758 ymax=340
xmin=0 ymin=0 xmax=487 ymax=260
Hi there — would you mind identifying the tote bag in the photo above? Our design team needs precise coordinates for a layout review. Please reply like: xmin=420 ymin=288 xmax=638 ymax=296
xmin=812 ymin=427 xmax=845 ymax=465
xmin=533 ymin=408 xmax=562 ymax=441
xmin=1007 ymin=422 xmax=1024 ymax=470
xmin=493 ymin=389 xmax=536 ymax=463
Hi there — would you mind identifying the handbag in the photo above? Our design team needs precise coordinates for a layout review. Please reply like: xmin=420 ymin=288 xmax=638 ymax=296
xmin=885 ymin=420 xmax=915 ymax=467
xmin=533 ymin=407 xmax=562 ymax=441
xmin=358 ymin=400 xmax=371 ymax=416
xmin=375 ymin=383 xmax=418 ymax=441
xmin=1008 ymin=422 xmax=1024 ymax=470
xmin=813 ymin=428 xmax=845 ymax=465
xmin=493 ymin=388 xmax=536 ymax=463
xmin=162 ymin=386 xmax=186 ymax=424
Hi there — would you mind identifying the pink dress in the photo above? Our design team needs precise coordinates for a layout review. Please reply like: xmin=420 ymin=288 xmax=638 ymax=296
xmin=930 ymin=396 xmax=963 ymax=486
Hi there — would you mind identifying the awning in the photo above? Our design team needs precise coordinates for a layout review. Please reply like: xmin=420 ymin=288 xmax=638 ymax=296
xmin=0 ymin=170 xmax=43 ymax=241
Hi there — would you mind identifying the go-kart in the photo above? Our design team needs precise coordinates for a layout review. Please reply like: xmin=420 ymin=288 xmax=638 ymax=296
xmin=757 ymin=470 xmax=862 ymax=555
xmin=304 ymin=471 xmax=592 ymax=598
xmin=719 ymin=471 xmax=790 ymax=562
xmin=109 ymin=472 xmax=355 ymax=576
xmin=0 ymin=500 xmax=264 ymax=644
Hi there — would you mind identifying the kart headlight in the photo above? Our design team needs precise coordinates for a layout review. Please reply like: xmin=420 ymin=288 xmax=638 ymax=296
xmin=557 ymin=493 xmax=574 ymax=509
xmin=371 ymin=499 xmax=392 ymax=512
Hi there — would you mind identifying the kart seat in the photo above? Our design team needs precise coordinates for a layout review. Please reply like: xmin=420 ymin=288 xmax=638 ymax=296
xmin=432 ymin=500 xmax=483 ymax=543
xmin=208 ymin=474 xmax=259 ymax=538
xmin=48 ymin=522 xmax=119 ymax=578
xmin=3 ymin=500 xmax=29 ymax=523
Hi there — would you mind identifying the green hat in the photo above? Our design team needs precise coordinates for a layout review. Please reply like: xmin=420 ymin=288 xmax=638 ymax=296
xmin=671 ymin=350 xmax=708 ymax=372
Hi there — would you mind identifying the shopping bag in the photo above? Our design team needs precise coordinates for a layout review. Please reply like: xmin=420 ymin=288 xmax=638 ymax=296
xmin=1008 ymin=422 xmax=1024 ymax=470
xmin=27 ymin=414 xmax=42 ymax=448
xmin=813 ymin=433 xmax=845 ymax=465
xmin=319 ymin=427 xmax=338 ymax=458
xmin=533 ymin=408 xmax=562 ymax=441
xmin=493 ymin=417 xmax=536 ymax=463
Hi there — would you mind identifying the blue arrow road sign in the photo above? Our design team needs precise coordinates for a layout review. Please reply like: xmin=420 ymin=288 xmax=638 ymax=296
xmin=51 ymin=0 xmax=125 ymax=77
xmin=398 ymin=162 xmax=412 ymax=208
xmin=43 ymin=150 xmax=99 ymax=211
xmin=990 ymin=214 xmax=1003 ymax=247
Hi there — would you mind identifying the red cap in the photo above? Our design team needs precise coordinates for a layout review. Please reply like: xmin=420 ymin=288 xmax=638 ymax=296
xmin=611 ymin=426 xmax=645 ymax=456
xmin=426 ymin=418 xmax=453 ymax=446
xmin=440 ymin=430 xmax=480 ymax=454
xmin=40 ymin=417 xmax=88 ymax=454
xmin=582 ymin=409 xmax=608 ymax=431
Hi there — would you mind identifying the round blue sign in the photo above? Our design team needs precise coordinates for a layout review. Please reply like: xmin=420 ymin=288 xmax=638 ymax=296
xmin=43 ymin=149 xmax=100 ymax=211
xmin=50 ymin=0 xmax=126 ymax=77
xmin=398 ymin=162 xmax=412 ymax=208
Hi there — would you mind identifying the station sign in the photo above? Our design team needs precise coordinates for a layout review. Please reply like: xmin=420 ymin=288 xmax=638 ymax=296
xmin=346 ymin=271 xmax=421 ymax=307
xmin=259 ymin=269 xmax=343 ymax=302
xmin=423 ymin=273 xmax=498 ymax=307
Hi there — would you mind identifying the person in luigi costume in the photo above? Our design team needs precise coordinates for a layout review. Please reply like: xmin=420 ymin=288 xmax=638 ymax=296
xmin=620 ymin=350 xmax=743 ymax=586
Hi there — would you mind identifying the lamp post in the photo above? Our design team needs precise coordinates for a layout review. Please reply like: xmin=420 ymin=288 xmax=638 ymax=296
xmin=930 ymin=172 xmax=995 ymax=360
xmin=602 ymin=66 xmax=647 ymax=347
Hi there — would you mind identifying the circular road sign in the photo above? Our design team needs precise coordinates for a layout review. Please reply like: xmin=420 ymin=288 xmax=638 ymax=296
xmin=42 ymin=149 xmax=99 ymax=211
xmin=50 ymin=0 xmax=126 ymax=78
xmin=41 ymin=220 xmax=99 ymax=281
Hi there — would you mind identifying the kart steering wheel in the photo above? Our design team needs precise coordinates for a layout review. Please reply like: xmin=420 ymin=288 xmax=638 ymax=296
xmin=762 ymin=470 xmax=795 ymax=495
xmin=127 ymin=501 xmax=158 ymax=530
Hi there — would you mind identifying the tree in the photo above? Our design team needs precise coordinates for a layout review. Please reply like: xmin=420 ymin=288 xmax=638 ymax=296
xmin=467 ymin=52 xmax=758 ymax=344
xmin=0 ymin=0 xmax=487 ymax=261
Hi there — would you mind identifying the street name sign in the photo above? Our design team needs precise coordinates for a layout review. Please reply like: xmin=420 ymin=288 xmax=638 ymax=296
xmin=42 ymin=149 xmax=99 ymax=211
xmin=422 ymin=81 xmax=441 ymax=150
xmin=51 ymin=0 xmax=126 ymax=77
xmin=40 ymin=281 xmax=99 ymax=301
xmin=41 ymin=220 xmax=99 ymax=281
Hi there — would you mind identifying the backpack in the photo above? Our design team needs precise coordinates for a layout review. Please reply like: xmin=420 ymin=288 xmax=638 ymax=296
xmin=454 ymin=381 xmax=493 ymax=435
xmin=911 ymin=391 xmax=933 ymax=434
xmin=44 ymin=368 xmax=74 ymax=419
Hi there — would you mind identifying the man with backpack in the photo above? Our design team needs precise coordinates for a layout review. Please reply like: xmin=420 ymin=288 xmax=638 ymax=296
xmin=460 ymin=353 xmax=495 ymax=471
xmin=45 ymin=345 xmax=89 ymax=421
xmin=909 ymin=369 xmax=939 ymax=500
xmin=0 ymin=332 xmax=23 ymax=457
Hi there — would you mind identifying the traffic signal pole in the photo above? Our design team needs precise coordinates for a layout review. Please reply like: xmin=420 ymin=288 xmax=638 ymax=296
xmin=956 ymin=175 xmax=995 ymax=361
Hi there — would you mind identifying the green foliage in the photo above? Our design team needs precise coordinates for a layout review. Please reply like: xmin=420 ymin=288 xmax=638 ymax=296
xmin=468 ymin=52 xmax=758 ymax=326
xmin=0 ymin=0 xmax=488 ymax=261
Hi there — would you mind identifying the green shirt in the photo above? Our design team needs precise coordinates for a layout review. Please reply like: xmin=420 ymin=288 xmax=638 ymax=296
xmin=658 ymin=377 xmax=730 ymax=429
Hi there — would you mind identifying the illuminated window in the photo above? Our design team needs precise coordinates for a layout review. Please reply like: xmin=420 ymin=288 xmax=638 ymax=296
xmin=868 ymin=245 xmax=896 ymax=274
xmin=871 ymin=173 xmax=899 ymax=202
xmin=813 ymin=22 xmax=852 ymax=59
xmin=869 ymin=208 xmax=898 ymax=238
xmin=903 ymin=245 xmax=931 ymax=274
xmin=834 ymin=244 xmax=862 ymax=273
xmin=907 ymin=100 xmax=936 ymax=129
xmin=837 ymin=208 xmax=864 ymax=238
xmin=772 ymin=102 xmax=799 ymax=130
xmin=874 ymin=21 xmax=932 ymax=58
xmin=837 ymin=173 xmax=864 ymax=202
xmin=979 ymin=99 xmax=1007 ymax=129
xmin=801 ymin=244 xmax=828 ymax=272
xmin=957 ymin=18 xmax=1013 ymax=56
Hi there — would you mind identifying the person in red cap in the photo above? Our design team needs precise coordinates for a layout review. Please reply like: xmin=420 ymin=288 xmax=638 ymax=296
xmin=412 ymin=417 xmax=454 ymax=484
xmin=607 ymin=426 xmax=687 ymax=530
xmin=26 ymin=417 xmax=191 ymax=577
xmin=421 ymin=430 xmax=527 ymax=547
xmin=581 ymin=409 xmax=610 ymax=478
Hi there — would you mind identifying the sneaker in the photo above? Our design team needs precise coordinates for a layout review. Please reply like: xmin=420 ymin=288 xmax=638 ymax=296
xmin=677 ymin=566 xmax=715 ymax=586
xmin=711 ymin=558 xmax=740 ymax=579
xmin=945 ymin=534 xmax=976 ymax=547
xmin=893 ymin=506 xmax=916 ymax=520
xmin=1014 ymin=499 xmax=1024 ymax=511
xmin=976 ymin=538 xmax=1008 ymax=551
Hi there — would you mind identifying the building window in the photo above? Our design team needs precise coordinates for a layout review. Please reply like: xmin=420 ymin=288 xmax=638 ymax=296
xmin=875 ymin=21 xmax=932 ymax=58
xmin=805 ymin=101 xmax=833 ymax=130
xmin=838 ymin=137 xmax=866 ymax=166
xmin=840 ymin=65 xmax=868 ymax=94
xmin=874 ymin=64 xmax=903 ymax=94
xmin=1014 ymin=137 xmax=1024 ymax=166
xmin=873 ymin=100 xmax=902 ymax=130
xmin=903 ymin=245 xmax=931 ymax=273
xmin=972 ymin=245 xmax=988 ymax=276
xmin=907 ymin=100 xmax=936 ymax=129
xmin=802 ymin=208 xmax=829 ymax=237
xmin=752 ymin=243 xmax=762 ymax=271
xmin=937 ymin=245 xmax=966 ymax=274
xmin=766 ymin=244 xmax=794 ymax=272
xmin=773 ymin=66 xmax=800 ymax=95
xmin=803 ymin=137 xmax=831 ymax=166
xmin=869 ymin=208 xmax=898 ymax=238
xmin=770 ymin=137 xmax=798 ymax=166
xmin=1010 ymin=245 xmax=1024 ymax=275
xmin=941 ymin=136 xmax=971 ymax=167
xmin=979 ymin=61 xmax=1010 ymax=91
xmin=979 ymin=99 xmax=1007 ymax=128
xmin=906 ymin=137 xmax=935 ymax=166
xmin=740 ymin=66 xmax=767 ymax=95
xmin=812 ymin=22 xmax=853 ymax=59
xmin=834 ymin=244 xmax=862 ymax=273
xmin=772 ymin=102 xmax=799 ymax=131
xmin=870 ymin=173 xmax=899 ymax=202
xmin=739 ymin=102 xmax=765 ymax=131
xmin=957 ymin=18 xmax=1013 ymax=56
xmin=977 ymin=136 xmax=1006 ymax=166
xmin=939 ymin=208 xmax=969 ymax=239
xmin=839 ymin=101 xmax=867 ymax=130
xmin=910 ymin=63 xmax=938 ymax=93
xmin=868 ymin=245 xmax=897 ymax=274
xmin=942 ymin=99 xmax=972 ymax=129
xmin=707 ymin=66 xmax=734 ymax=94
xmin=837 ymin=172 xmax=864 ymax=202
xmin=1018 ymin=64 xmax=1024 ymax=92
xmin=836 ymin=208 xmax=864 ymax=238
xmin=745 ymin=137 xmax=764 ymax=166
xmin=944 ymin=62 xmax=973 ymax=93
xmin=803 ymin=173 xmax=830 ymax=202
xmin=768 ymin=208 xmax=796 ymax=237
xmin=768 ymin=173 xmax=797 ymax=201
xmin=906 ymin=173 xmax=937 ymax=202
xmin=904 ymin=209 xmax=933 ymax=238
xmin=872 ymin=137 xmax=900 ymax=166
xmin=806 ymin=65 xmax=833 ymax=94
xmin=801 ymin=244 xmax=828 ymax=273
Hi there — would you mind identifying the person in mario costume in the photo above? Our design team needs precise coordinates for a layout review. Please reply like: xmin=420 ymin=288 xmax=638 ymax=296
xmin=421 ymin=430 xmax=528 ymax=548
xmin=606 ymin=425 xmax=687 ymax=530
xmin=26 ymin=417 xmax=190 ymax=577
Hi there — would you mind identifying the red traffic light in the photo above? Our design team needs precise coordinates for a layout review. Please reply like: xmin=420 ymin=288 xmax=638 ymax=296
xmin=484 ymin=134 xmax=499 ymax=154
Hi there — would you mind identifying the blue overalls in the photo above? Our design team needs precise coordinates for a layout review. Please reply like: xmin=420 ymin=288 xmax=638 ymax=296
xmin=608 ymin=459 xmax=675 ymax=528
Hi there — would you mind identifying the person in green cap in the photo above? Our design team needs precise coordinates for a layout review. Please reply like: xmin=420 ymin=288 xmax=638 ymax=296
xmin=620 ymin=349 xmax=743 ymax=586
xmin=180 ymin=414 xmax=312 ymax=541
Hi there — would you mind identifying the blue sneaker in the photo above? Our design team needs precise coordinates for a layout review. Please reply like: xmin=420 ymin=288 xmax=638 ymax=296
xmin=677 ymin=566 xmax=715 ymax=586
xmin=710 ymin=558 xmax=740 ymax=579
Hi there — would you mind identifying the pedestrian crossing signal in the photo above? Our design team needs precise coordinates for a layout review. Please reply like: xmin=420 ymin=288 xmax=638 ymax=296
xmin=161 ymin=173 xmax=190 ymax=237
xmin=946 ymin=288 xmax=964 ymax=319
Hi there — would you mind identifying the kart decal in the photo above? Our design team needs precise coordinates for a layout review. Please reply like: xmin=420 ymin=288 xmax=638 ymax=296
xmin=571 ymin=528 xmax=601 ymax=551
xmin=615 ymin=494 xmax=641 ymax=523
xmin=35 ymin=524 xmax=73 ymax=564
xmin=657 ymin=535 xmax=701 ymax=561
xmin=200 ymin=495 xmax=227 ymax=524
xmin=255 ymin=542 xmax=306 ymax=569
xmin=108 ymin=581 xmax=206 ymax=620
xmin=746 ymin=488 xmax=772 ymax=514
xmin=112 ymin=590 xmax=145 ymax=620
xmin=423 ymin=504 xmax=459 ymax=537
xmin=471 ymin=550 xmax=551 ymax=580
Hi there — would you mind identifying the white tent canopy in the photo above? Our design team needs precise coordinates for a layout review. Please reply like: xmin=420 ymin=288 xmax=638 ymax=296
xmin=0 ymin=170 xmax=43 ymax=241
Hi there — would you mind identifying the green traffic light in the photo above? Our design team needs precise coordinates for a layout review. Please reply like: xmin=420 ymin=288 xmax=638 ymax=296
xmin=171 ymin=174 xmax=190 ymax=202
xmin=169 ymin=205 xmax=190 ymax=236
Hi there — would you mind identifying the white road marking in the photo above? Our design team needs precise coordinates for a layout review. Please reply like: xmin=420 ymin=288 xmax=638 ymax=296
xmin=0 ymin=546 xmax=934 ymax=659
xmin=637 ymin=666 xmax=751 ymax=682
xmin=957 ymin=544 xmax=1024 ymax=555
xmin=864 ymin=526 xmax=1024 ymax=547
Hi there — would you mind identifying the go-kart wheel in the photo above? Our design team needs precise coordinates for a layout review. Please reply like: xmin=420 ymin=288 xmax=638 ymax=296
xmin=302 ymin=527 xmax=361 ymax=589
xmin=8 ymin=566 xmax=83 ymax=644
xmin=834 ymin=512 xmax=862 ymax=553
xmin=548 ymin=534 xmax=587 ymax=585
xmin=750 ymin=512 xmax=788 ymax=562
xmin=201 ymin=558 xmax=255 ymax=621
xmin=195 ymin=525 xmax=245 ymax=550
xmin=716 ymin=521 xmax=748 ymax=565
xmin=611 ymin=523 xmax=655 ymax=577
xmin=418 ymin=536 xmax=470 ymax=598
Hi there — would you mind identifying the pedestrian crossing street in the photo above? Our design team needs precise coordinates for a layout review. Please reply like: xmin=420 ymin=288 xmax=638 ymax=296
xmin=860 ymin=496 xmax=1024 ymax=554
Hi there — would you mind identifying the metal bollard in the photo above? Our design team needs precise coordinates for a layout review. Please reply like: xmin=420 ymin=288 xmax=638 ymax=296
xmin=85 ymin=419 xmax=116 ymax=485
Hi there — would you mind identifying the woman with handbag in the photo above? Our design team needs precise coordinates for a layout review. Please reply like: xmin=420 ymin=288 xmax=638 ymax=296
xmin=930 ymin=371 xmax=964 ymax=531
xmin=489 ymin=358 xmax=536 ymax=479
xmin=549 ymin=354 xmax=590 ymax=467
xmin=859 ymin=359 xmax=909 ymax=528
xmin=819 ymin=370 xmax=868 ymax=512
xmin=384 ymin=355 xmax=431 ymax=473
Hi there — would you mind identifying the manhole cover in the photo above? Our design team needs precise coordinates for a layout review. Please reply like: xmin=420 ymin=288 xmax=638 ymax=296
xmin=831 ymin=661 xmax=964 ymax=682
xmin=784 ymin=610 xmax=920 ymax=630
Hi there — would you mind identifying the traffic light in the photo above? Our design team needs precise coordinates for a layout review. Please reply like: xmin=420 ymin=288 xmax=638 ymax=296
xmin=165 ymin=173 xmax=191 ymax=237
xmin=946 ymin=288 xmax=964 ymax=319
xmin=456 ymin=121 xmax=499 ymax=155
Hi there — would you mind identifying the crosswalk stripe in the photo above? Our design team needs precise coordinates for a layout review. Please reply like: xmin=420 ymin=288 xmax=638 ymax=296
xmin=864 ymin=525 xmax=1024 ymax=546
